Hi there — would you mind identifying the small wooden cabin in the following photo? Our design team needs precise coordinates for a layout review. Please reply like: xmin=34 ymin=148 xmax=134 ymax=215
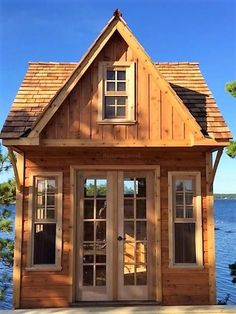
xmin=0 ymin=10 xmax=232 ymax=309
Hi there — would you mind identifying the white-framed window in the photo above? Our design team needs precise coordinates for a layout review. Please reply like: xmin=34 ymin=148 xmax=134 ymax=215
xmin=27 ymin=172 xmax=63 ymax=270
xmin=98 ymin=61 xmax=135 ymax=123
xmin=168 ymin=172 xmax=203 ymax=267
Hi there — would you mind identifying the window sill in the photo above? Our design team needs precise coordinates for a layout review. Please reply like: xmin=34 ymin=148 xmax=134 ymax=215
xmin=97 ymin=120 xmax=137 ymax=125
xmin=25 ymin=266 xmax=62 ymax=272
xmin=169 ymin=263 xmax=204 ymax=270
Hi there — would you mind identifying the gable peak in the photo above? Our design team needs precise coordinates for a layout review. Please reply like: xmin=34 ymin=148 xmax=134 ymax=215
xmin=113 ymin=9 xmax=122 ymax=19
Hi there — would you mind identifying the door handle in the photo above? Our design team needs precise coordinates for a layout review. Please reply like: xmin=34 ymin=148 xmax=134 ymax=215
xmin=117 ymin=236 xmax=126 ymax=241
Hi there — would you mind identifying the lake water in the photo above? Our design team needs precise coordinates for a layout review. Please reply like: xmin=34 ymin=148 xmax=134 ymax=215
xmin=0 ymin=200 xmax=235 ymax=309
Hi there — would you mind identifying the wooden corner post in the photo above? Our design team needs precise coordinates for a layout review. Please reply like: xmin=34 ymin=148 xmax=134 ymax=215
xmin=8 ymin=149 xmax=24 ymax=309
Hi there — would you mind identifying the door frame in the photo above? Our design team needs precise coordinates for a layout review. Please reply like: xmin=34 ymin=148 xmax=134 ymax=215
xmin=69 ymin=165 xmax=161 ymax=303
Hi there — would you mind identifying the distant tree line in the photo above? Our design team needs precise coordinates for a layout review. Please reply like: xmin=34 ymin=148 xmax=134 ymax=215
xmin=214 ymin=194 xmax=236 ymax=199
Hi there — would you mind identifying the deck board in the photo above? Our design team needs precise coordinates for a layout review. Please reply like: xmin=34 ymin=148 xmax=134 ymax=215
xmin=3 ymin=305 xmax=236 ymax=314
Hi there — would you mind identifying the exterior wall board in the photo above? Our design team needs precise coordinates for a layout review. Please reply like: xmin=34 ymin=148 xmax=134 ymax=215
xmin=20 ymin=147 xmax=210 ymax=307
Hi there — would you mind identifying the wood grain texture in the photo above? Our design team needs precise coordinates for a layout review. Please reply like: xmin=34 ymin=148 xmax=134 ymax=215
xmin=18 ymin=147 xmax=211 ymax=308
xmin=40 ymin=33 xmax=201 ymax=146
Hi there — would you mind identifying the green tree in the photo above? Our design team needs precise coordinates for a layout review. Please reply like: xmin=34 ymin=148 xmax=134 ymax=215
xmin=225 ymin=81 xmax=236 ymax=158
xmin=0 ymin=145 xmax=15 ymax=302
xmin=226 ymin=81 xmax=236 ymax=98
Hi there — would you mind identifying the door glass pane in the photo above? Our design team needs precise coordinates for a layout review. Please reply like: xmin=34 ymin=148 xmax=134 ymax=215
xmin=124 ymin=265 xmax=135 ymax=285
xmin=136 ymin=199 xmax=146 ymax=219
xmin=96 ymin=243 xmax=106 ymax=263
xmin=136 ymin=265 xmax=147 ymax=285
xmin=124 ymin=221 xmax=134 ymax=239
xmin=83 ymin=243 xmax=94 ymax=263
xmin=83 ymin=265 xmax=93 ymax=286
xmin=136 ymin=221 xmax=147 ymax=240
xmin=136 ymin=178 xmax=146 ymax=197
xmin=96 ymin=200 xmax=106 ymax=219
xmin=96 ymin=221 xmax=106 ymax=241
xmin=96 ymin=179 xmax=107 ymax=196
xmin=136 ymin=242 xmax=147 ymax=264
xmin=123 ymin=176 xmax=148 ymax=288
xmin=124 ymin=179 xmax=135 ymax=197
xmin=124 ymin=199 xmax=134 ymax=219
xmin=84 ymin=222 xmax=94 ymax=241
xmin=82 ymin=178 xmax=107 ymax=287
xmin=84 ymin=200 xmax=94 ymax=219
xmin=84 ymin=179 xmax=95 ymax=197
xmin=124 ymin=242 xmax=135 ymax=263
xmin=96 ymin=265 xmax=106 ymax=286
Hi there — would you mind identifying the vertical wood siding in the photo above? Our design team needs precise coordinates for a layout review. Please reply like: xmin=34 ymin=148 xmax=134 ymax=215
xmin=20 ymin=147 xmax=210 ymax=307
xmin=40 ymin=32 xmax=198 ymax=143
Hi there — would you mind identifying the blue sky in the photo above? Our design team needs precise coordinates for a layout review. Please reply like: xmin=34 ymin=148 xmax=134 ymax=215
xmin=0 ymin=0 xmax=235 ymax=192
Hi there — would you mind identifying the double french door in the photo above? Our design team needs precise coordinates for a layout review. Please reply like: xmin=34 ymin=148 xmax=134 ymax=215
xmin=76 ymin=170 xmax=156 ymax=301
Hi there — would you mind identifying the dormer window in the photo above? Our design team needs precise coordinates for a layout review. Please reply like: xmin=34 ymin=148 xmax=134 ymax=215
xmin=98 ymin=62 xmax=135 ymax=123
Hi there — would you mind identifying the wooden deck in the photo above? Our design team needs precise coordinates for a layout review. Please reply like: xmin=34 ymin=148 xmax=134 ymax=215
xmin=2 ymin=305 xmax=236 ymax=314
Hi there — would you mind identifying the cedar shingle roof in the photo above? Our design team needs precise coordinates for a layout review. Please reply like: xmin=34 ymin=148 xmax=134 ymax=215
xmin=0 ymin=61 xmax=232 ymax=141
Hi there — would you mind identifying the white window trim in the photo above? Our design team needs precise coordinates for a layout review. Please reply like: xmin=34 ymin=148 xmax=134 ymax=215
xmin=26 ymin=172 xmax=63 ymax=271
xmin=97 ymin=61 xmax=136 ymax=123
xmin=168 ymin=171 xmax=203 ymax=268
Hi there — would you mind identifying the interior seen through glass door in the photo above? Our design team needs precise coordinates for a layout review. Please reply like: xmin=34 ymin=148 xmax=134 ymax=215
xmin=83 ymin=178 xmax=107 ymax=287
xmin=123 ymin=177 xmax=147 ymax=286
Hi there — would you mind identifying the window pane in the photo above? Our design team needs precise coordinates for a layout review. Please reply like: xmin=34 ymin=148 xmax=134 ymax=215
xmin=36 ymin=208 xmax=46 ymax=220
xmin=136 ymin=199 xmax=146 ymax=219
xmin=184 ymin=180 xmax=193 ymax=191
xmin=84 ymin=179 xmax=95 ymax=197
xmin=33 ymin=223 xmax=56 ymax=264
xmin=117 ymin=96 xmax=126 ymax=106
xmin=37 ymin=180 xmax=46 ymax=193
xmin=124 ymin=179 xmax=135 ymax=197
xmin=176 ymin=193 xmax=184 ymax=205
xmin=107 ymin=82 xmax=115 ymax=91
xmin=117 ymin=106 xmax=126 ymax=117
xmin=105 ymin=105 xmax=115 ymax=118
xmin=96 ymin=179 xmax=107 ymax=196
xmin=37 ymin=194 xmax=45 ymax=206
xmin=174 ymin=223 xmax=196 ymax=263
xmin=105 ymin=96 xmax=115 ymax=106
xmin=84 ymin=222 xmax=94 ymax=241
xmin=96 ymin=265 xmax=106 ymax=286
xmin=186 ymin=206 xmax=193 ymax=218
xmin=175 ymin=180 xmax=184 ymax=191
xmin=117 ymin=82 xmax=126 ymax=91
xmin=84 ymin=200 xmax=94 ymax=219
xmin=83 ymin=265 xmax=93 ymax=286
xmin=47 ymin=180 xmax=56 ymax=192
xmin=117 ymin=70 xmax=126 ymax=80
xmin=185 ymin=193 xmax=193 ymax=206
xmin=175 ymin=206 xmax=184 ymax=218
xmin=124 ymin=199 xmax=134 ymax=219
xmin=47 ymin=195 xmax=55 ymax=206
xmin=107 ymin=70 xmax=115 ymax=80
xmin=96 ymin=200 xmax=106 ymax=219
xmin=136 ymin=178 xmax=146 ymax=197
xmin=47 ymin=209 xmax=55 ymax=219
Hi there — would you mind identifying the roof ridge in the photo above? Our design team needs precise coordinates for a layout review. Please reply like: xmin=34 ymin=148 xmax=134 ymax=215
xmin=28 ymin=62 xmax=79 ymax=65
xmin=155 ymin=62 xmax=199 ymax=65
